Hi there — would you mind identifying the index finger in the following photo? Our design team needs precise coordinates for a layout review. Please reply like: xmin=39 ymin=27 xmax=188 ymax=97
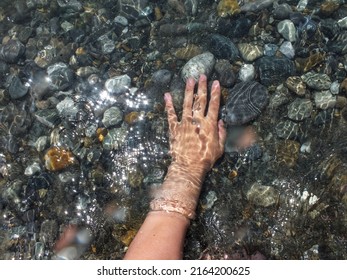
xmin=206 ymin=80 xmax=221 ymax=122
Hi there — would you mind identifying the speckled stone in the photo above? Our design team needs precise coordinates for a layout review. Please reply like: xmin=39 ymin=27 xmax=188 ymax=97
xmin=238 ymin=43 xmax=263 ymax=62
xmin=181 ymin=52 xmax=215 ymax=81
xmin=286 ymin=76 xmax=306 ymax=96
xmin=247 ymin=183 xmax=279 ymax=207
xmin=287 ymin=98 xmax=313 ymax=121
xmin=314 ymin=90 xmax=337 ymax=109
xmin=301 ymin=72 xmax=331 ymax=90
xmin=269 ymin=84 xmax=291 ymax=109
xmin=277 ymin=20 xmax=297 ymax=42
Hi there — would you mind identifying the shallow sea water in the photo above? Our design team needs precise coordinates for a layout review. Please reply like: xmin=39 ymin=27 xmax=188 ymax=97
xmin=0 ymin=0 xmax=347 ymax=260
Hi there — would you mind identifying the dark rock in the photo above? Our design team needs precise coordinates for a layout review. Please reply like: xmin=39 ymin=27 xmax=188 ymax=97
xmin=207 ymin=34 xmax=239 ymax=62
xmin=214 ymin=60 xmax=236 ymax=88
xmin=8 ymin=75 xmax=29 ymax=99
xmin=224 ymin=81 xmax=269 ymax=125
xmin=273 ymin=3 xmax=292 ymax=20
xmin=217 ymin=17 xmax=252 ymax=38
xmin=256 ymin=56 xmax=295 ymax=86
xmin=0 ymin=39 xmax=25 ymax=63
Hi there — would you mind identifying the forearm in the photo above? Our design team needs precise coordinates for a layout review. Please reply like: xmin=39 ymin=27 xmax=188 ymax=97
xmin=124 ymin=163 xmax=207 ymax=260
xmin=123 ymin=211 xmax=190 ymax=260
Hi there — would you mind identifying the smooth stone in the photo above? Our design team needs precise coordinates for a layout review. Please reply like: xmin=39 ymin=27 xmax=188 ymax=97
xmin=275 ymin=120 xmax=301 ymax=140
xmin=287 ymin=98 xmax=313 ymax=121
xmin=207 ymin=34 xmax=239 ymax=62
xmin=300 ymin=141 xmax=311 ymax=154
xmin=214 ymin=60 xmax=236 ymax=87
xmin=114 ymin=15 xmax=128 ymax=26
xmin=314 ymin=90 xmax=337 ymax=109
xmin=105 ymin=74 xmax=131 ymax=95
xmin=256 ymin=56 xmax=295 ymax=86
xmin=217 ymin=0 xmax=240 ymax=17
xmin=24 ymin=162 xmax=41 ymax=176
xmin=301 ymin=72 xmax=331 ymax=90
xmin=102 ymin=106 xmax=123 ymax=128
xmin=224 ymin=81 xmax=269 ymax=125
xmin=181 ymin=52 xmax=215 ymax=81
xmin=279 ymin=41 xmax=295 ymax=59
xmin=174 ymin=44 xmax=202 ymax=60
xmin=239 ymin=64 xmax=255 ymax=82
xmin=217 ymin=17 xmax=252 ymax=38
xmin=8 ymin=75 xmax=28 ymax=99
xmin=277 ymin=20 xmax=297 ymax=42
xmin=273 ymin=3 xmax=292 ymax=20
xmin=338 ymin=16 xmax=347 ymax=29
xmin=35 ymin=136 xmax=49 ymax=152
xmin=336 ymin=96 xmax=347 ymax=109
xmin=240 ymin=0 xmax=275 ymax=12
xmin=330 ymin=81 xmax=340 ymax=95
xmin=313 ymin=108 xmax=334 ymax=127
xmin=296 ymin=0 xmax=308 ymax=12
xmin=238 ymin=43 xmax=263 ymax=62
xmin=264 ymin=43 xmax=278 ymax=56
xmin=246 ymin=183 xmax=279 ymax=207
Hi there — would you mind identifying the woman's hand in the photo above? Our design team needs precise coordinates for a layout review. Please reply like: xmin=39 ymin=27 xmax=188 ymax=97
xmin=164 ymin=74 xmax=226 ymax=171
xmin=150 ymin=75 xmax=226 ymax=220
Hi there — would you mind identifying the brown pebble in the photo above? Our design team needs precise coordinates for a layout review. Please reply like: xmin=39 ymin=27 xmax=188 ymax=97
xmin=336 ymin=96 xmax=347 ymax=109
xmin=44 ymin=146 xmax=76 ymax=171
xmin=340 ymin=78 xmax=347 ymax=96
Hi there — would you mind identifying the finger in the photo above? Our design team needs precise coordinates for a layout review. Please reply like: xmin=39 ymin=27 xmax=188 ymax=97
xmin=193 ymin=74 xmax=208 ymax=117
xmin=218 ymin=119 xmax=227 ymax=152
xmin=164 ymin=92 xmax=178 ymax=135
xmin=207 ymin=80 xmax=221 ymax=122
xmin=182 ymin=77 xmax=195 ymax=121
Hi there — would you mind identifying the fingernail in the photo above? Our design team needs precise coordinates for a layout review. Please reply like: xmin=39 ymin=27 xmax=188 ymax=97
xmin=164 ymin=92 xmax=171 ymax=101
xmin=213 ymin=80 xmax=220 ymax=88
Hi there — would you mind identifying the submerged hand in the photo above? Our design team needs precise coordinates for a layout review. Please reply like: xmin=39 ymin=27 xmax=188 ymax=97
xmin=164 ymin=74 xmax=226 ymax=172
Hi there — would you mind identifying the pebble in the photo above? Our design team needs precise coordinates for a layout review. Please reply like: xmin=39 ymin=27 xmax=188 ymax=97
xmin=102 ymin=107 xmax=123 ymax=128
xmin=269 ymin=84 xmax=290 ymax=109
xmin=173 ymin=44 xmax=202 ymax=60
xmin=218 ymin=17 xmax=252 ymax=39
xmin=224 ymin=81 xmax=269 ymax=125
xmin=279 ymin=41 xmax=295 ymax=59
xmin=214 ymin=60 xmax=236 ymax=88
xmin=217 ymin=0 xmax=240 ymax=17
xmin=314 ymin=91 xmax=337 ymax=109
xmin=240 ymin=0 xmax=275 ymax=13
xmin=273 ymin=3 xmax=292 ymax=20
xmin=207 ymin=34 xmax=239 ymax=62
xmin=287 ymin=98 xmax=313 ymax=121
xmin=246 ymin=183 xmax=279 ymax=207
xmin=56 ymin=97 xmax=78 ymax=119
xmin=34 ymin=109 xmax=61 ymax=128
xmin=35 ymin=136 xmax=49 ymax=152
xmin=0 ymin=39 xmax=25 ymax=63
xmin=330 ymin=81 xmax=340 ymax=95
xmin=264 ymin=44 xmax=278 ymax=56
xmin=8 ymin=75 xmax=28 ymax=99
xmin=286 ymin=76 xmax=306 ymax=96
xmin=239 ymin=64 xmax=255 ymax=83
xmin=275 ymin=139 xmax=300 ymax=168
xmin=337 ymin=16 xmax=347 ymax=29
xmin=300 ymin=141 xmax=311 ymax=154
xmin=44 ymin=146 xmax=76 ymax=171
xmin=313 ymin=109 xmax=333 ymax=127
xmin=181 ymin=52 xmax=215 ymax=82
xmin=238 ymin=43 xmax=263 ymax=62
xmin=301 ymin=72 xmax=332 ymax=90
xmin=24 ymin=162 xmax=41 ymax=176
xmin=35 ymin=45 xmax=56 ymax=68
xmin=256 ymin=56 xmax=295 ymax=86
xmin=47 ymin=63 xmax=74 ymax=91
xmin=275 ymin=120 xmax=302 ymax=140
xmin=277 ymin=20 xmax=297 ymax=42
xmin=336 ymin=96 xmax=347 ymax=109
xmin=103 ymin=125 xmax=128 ymax=150
xmin=105 ymin=74 xmax=131 ymax=95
